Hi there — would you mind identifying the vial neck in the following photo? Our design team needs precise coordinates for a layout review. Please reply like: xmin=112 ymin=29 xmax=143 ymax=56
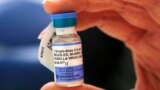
xmin=55 ymin=26 xmax=76 ymax=35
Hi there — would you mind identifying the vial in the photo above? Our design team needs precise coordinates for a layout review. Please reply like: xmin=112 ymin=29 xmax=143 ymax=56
xmin=51 ymin=12 xmax=84 ymax=87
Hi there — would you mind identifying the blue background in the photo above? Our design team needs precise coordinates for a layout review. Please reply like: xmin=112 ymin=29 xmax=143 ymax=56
xmin=0 ymin=0 xmax=53 ymax=90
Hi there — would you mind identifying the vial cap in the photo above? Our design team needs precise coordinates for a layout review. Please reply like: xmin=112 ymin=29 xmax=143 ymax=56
xmin=51 ymin=12 xmax=77 ymax=28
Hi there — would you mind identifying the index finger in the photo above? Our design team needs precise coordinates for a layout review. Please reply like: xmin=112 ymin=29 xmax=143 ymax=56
xmin=43 ymin=0 xmax=122 ymax=14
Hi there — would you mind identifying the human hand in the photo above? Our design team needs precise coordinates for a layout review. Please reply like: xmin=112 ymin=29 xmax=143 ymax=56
xmin=40 ymin=0 xmax=160 ymax=90
xmin=41 ymin=82 xmax=103 ymax=90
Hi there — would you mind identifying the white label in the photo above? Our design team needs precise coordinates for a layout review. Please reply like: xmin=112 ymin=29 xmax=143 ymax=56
xmin=52 ymin=42 xmax=83 ymax=67
xmin=55 ymin=27 xmax=76 ymax=35
xmin=52 ymin=42 xmax=84 ymax=82
xmin=38 ymin=23 xmax=55 ymax=72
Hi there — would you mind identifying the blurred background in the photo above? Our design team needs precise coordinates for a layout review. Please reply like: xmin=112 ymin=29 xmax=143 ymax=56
xmin=0 ymin=0 xmax=136 ymax=90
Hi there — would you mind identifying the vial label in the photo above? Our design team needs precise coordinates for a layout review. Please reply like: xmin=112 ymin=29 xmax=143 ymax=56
xmin=52 ymin=42 xmax=84 ymax=82
xmin=55 ymin=27 xmax=75 ymax=35
xmin=55 ymin=65 xmax=83 ymax=82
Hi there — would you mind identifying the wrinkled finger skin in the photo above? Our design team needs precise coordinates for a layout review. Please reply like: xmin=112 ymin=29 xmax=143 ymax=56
xmin=122 ymin=0 xmax=160 ymax=25
xmin=42 ymin=0 xmax=160 ymax=90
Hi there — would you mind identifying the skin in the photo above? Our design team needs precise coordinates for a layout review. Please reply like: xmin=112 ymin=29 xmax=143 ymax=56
xmin=39 ymin=0 xmax=160 ymax=90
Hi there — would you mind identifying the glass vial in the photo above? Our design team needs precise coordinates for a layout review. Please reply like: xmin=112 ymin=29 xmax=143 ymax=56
xmin=51 ymin=12 xmax=84 ymax=87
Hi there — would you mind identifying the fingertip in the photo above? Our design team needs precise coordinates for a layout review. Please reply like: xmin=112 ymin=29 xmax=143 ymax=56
xmin=43 ymin=0 xmax=87 ymax=14
xmin=43 ymin=0 xmax=60 ymax=14
xmin=43 ymin=0 xmax=72 ymax=14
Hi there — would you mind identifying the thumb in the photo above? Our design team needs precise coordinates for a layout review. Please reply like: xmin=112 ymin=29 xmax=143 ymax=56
xmin=41 ymin=82 xmax=103 ymax=90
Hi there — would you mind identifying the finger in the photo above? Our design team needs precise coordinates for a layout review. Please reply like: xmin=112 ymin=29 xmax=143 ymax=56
xmin=97 ymin=14 xmax=146 ymax=47
xmin=146 ymin=3 xmax=160 ymax=25
xmin=76 ymin=11 xmax=146 ymax=47
xmin=116 ymin=3 xmax=160 ymax=32
xmin=43 ymin=0 xmax=122 ymax=14
xmin=76 ymin=11 xmax=120 ymax=31
xmin=43 ymin=0 xmax=160 ymax=32
xmin=133 ymin=54 xmax=160 ymax=90
xmin=40 ymin=82 xmax=103 ymax=90
xmin=121 ymin=0 xmax=154 ymax=6
xmin=122 ymin=0 xmax=160 ymax=25
xmin=43 ymin=0 xmax=160 ymax=26
xmin=76 ymin=12 xmax=100 ymax=31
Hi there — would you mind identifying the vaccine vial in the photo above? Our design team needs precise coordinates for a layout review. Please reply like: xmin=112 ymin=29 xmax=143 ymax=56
xmin=51 ymin=12 xmax=84 ymax=87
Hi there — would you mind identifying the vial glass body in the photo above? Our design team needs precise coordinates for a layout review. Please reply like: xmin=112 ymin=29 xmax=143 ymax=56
xmin=52 ymin=27 xmax=84 ymax=87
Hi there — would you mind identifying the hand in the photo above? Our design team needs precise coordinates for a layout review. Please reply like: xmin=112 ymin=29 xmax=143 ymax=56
xmin=41 ymin=82 xmax=103 ymax=90
xmin=40 ymin=0 xmax=160 ymax=90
